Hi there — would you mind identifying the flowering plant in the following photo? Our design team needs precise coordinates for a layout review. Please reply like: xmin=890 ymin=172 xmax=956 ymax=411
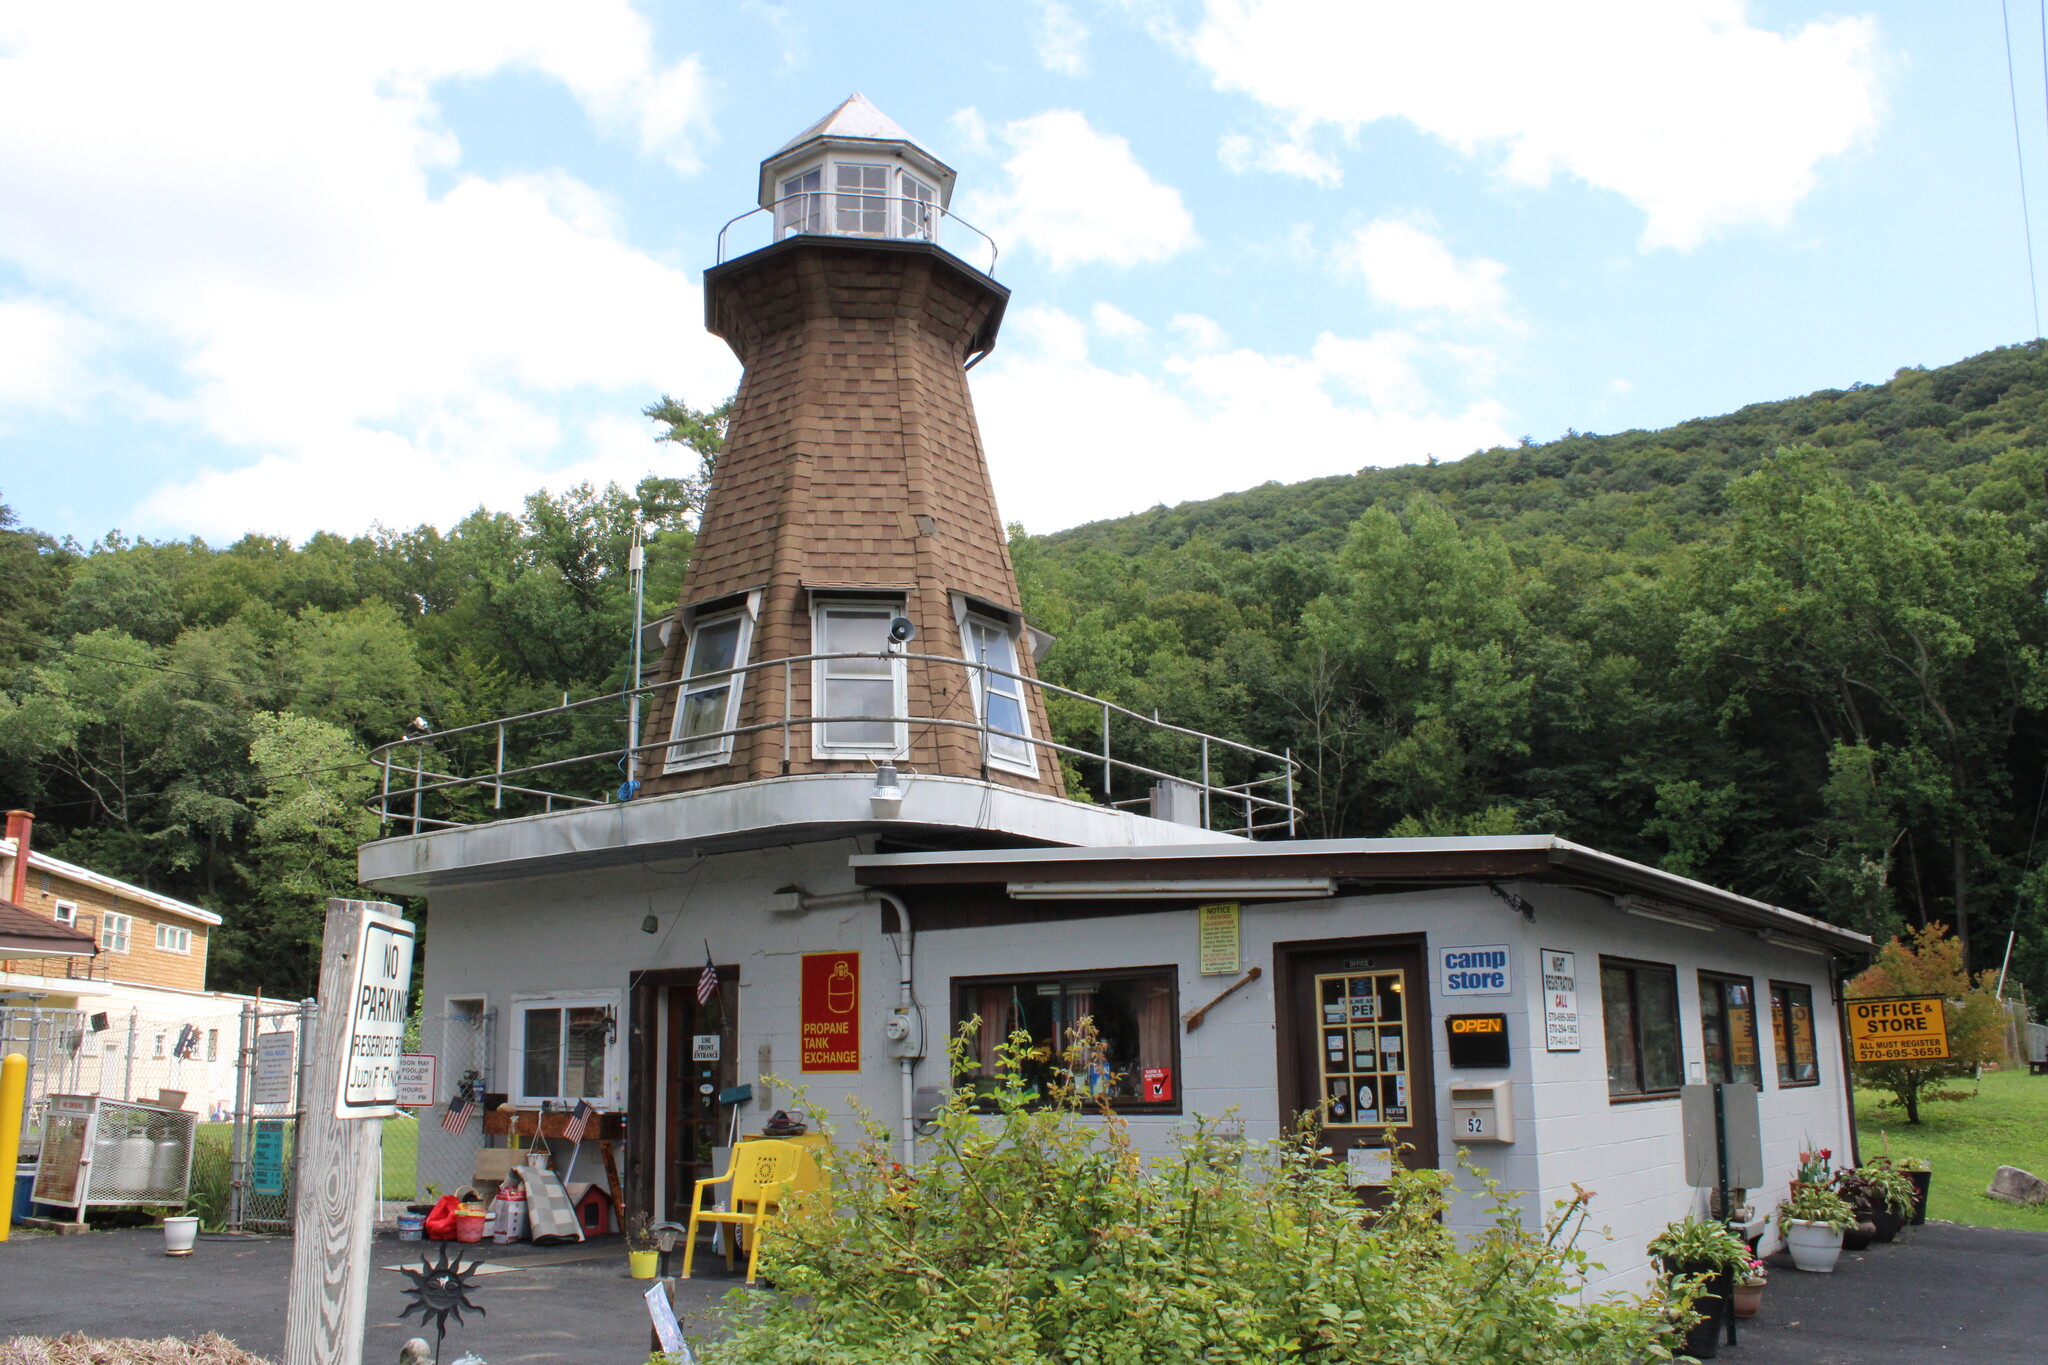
xmin=1794 ymin=1145 xmax=1833 ymax=1184
xmin=1737 ymin=1256 xmax=1768 ymax=1288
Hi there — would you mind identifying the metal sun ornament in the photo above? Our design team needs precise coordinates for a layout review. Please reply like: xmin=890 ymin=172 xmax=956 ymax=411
xmin=397 ymin=1241 xmax=487 ymax=1360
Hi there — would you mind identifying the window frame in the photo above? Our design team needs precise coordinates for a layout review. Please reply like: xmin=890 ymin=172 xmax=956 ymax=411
xmin=898 ymin=169 xmax=937 ymax=240
xmin=509 ymin=992 xmax=622 ymax=1109
xmin=156 ymin=922 xmax=192 ymax=954
xmin=950 ymin=965 xmax=1183 ymax=1115
xmin=101 ymin=911 xmax=131 ymax=954
xmin=1698 ymin=970 xmax=1763 ymax=1088
xmin=1600 ymin=955 xmax=1684 ymax=1102
xmin=52 ymin=900 xmax=78 ymax=926
xmin=663 ymin=608 xmax=756 ymax=772
xmin=961 ymin=613 xmax=1039 ymax=777
xmin=1769 ymin=980 xmax=1823 ymax=1088
xmin=833 ymin=161 xmax=892 ymax=235
xmin=776 ymin=165 xmax=824 ymax=236
xmin=810 ymin=597 xmax=909 ymax=760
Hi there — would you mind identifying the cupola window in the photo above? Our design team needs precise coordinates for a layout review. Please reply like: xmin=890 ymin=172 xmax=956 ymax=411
xmin=777 ymin=166 xmax=824 ymax=236
xmin=835 ymin=163 xmax=891 ymax=235
xmin=899 ymin=171 xmax=936 ymax=240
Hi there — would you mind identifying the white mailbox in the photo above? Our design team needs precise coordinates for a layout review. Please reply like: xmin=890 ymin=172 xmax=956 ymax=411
xmin=1448 ymin=1081 xmax=1514 ymax=1143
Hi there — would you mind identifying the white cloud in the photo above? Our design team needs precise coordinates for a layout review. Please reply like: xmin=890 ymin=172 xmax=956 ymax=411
xmin=1334 ymin=217 xmax=1515 ymax=327
xmin=1090 ymin=302 xmax=1148 ymax=338
xmin=1180 ymin=0 xmax=1884 ymax=250
xmin=0 ymin=4 xmax=736 ymax=540
xmin=1032 ymin=1 xmax=1090 ymax=76
xmin=960 ymin=110 xmax=1197 ymax=270
xmin=0 ymin=299 xmax=104 ymax=412
xmin=975 ymin=305 xmax=1512 ymax=532
xmin=1218 ymin=131 xmax=1342 ymax=186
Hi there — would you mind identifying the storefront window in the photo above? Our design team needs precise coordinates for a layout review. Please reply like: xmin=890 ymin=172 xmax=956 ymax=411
xmin=1770 ymin=981 xmax=1821 ymax=1086
xmin=1601 ymin=957 xmax=1683 ymax=1099
xmin=952 ymin=968 xmax=1178 ymax=1111
xmin=1699 ymin=971 xmax=1763 ymax=1087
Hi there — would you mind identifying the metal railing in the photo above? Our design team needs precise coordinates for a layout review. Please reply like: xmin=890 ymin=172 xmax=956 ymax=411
xmin=717 ymin=193 xmax=1001 ymax=275
xmin=369 ymin=650 xmax=1297 ymax=838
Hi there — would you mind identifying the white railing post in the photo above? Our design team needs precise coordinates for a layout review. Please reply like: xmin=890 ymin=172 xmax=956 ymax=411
xmin=494 ymin=724 xmax=505 ymax=810
xmin=783 ymin=659 xmax=794 ymax=773
xmin=1200 ymin=737 xmax=1212 ymax=830
xmin=1101 ymin=703 xmax=1112 ymax=799
xmin=1286 ymin=748 xmax=1296 ymax=837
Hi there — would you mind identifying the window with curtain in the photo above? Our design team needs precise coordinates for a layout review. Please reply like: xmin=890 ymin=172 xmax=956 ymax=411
xmin=1699 ymin=971 xmax=1763 ymax=1087
xmin=1601 ymin=957 xmax=1682 ymax=1099
xmin=952 ymin=967 xmax=1179 ymax=1111
xmin=964 ymin=615 xmax=1034 ymax=772
xmin=1770 ymin=981 xmax=1821 ymax=1086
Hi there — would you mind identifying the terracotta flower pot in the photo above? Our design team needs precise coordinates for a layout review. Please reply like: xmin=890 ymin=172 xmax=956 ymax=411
xmin=1732 ymin=1282 xmax=1764 ymax=1319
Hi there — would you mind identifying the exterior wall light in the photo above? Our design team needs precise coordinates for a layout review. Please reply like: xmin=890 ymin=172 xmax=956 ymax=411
xmin=871 ymin=764 xmax=906 ymax=819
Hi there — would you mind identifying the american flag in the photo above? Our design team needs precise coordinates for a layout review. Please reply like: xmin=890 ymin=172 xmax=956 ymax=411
xmin=697 ymin=945 xmax=719 ymax=1005
xmin=441 ymin=1092 xmax=476 ymax=1134
xmin=562 ymin=1098 xmax=593 ymax=1145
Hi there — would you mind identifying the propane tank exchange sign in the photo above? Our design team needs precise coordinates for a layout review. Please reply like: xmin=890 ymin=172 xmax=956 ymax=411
xmin=337 ymin=911 xmax=417 ymax=1118
xmin=1846 ymin=994 xmax=1951 ymax=1064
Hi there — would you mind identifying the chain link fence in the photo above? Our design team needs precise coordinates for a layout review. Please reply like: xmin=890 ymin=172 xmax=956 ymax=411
xmin=0 ymin=1006 xmax=90 ymax=1157
xmin=412 ymin=1007 xmax=496 ymax=1201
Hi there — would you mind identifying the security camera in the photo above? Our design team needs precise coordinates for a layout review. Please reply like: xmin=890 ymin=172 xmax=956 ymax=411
xmin=888 ymin=616 xmax=917 ymax=644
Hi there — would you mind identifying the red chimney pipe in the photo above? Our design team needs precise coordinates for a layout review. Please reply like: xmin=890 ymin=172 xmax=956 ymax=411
xmin=5 ymin=809 xmax=31 ymax=907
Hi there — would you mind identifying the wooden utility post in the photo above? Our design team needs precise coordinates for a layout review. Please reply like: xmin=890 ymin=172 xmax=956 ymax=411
xmin=285 ymin=899 xmax=415 ymax=1365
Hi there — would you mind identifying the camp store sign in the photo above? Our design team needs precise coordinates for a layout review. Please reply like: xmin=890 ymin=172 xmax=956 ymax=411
xmin=1845 ymin=994 xmax=1951 ymax=1064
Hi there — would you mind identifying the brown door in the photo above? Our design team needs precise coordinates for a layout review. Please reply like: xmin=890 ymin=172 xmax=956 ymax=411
xmin=1277 ymin=936 xmax=1437 ymax=1190
xmin=662 ymin=971 xmax=737 ymax=1222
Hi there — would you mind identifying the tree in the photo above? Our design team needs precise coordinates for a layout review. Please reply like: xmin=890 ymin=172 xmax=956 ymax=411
xmin=643 ymin=393 xmax=733 ymax=514
xmin=1848 ymin=921 xmax=2010 ymax=1123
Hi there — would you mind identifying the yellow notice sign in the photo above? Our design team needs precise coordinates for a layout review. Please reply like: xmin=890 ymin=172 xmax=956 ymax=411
xmin=1846 ymin=994 xmax=1951 ymax=1064
xmin=1197 ymin=902 xmax=1240 ymax=975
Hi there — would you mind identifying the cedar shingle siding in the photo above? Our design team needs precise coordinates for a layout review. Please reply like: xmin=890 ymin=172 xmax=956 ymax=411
xmin=640 ymin=239 xmax=1062 ymax=797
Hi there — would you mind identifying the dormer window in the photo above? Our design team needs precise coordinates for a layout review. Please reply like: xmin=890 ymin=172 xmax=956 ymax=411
xmin=835 ymin=163 xmax=891 ymax=235
xmin=777 ymin=166 xmax=824 ymax=237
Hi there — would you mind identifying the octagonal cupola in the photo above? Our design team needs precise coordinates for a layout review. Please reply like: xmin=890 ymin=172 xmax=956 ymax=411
xmin=760 ymin=93 xmax=957 ymax=242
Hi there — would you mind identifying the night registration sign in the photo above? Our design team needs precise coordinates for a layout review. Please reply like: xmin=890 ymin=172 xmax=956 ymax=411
xmin=336 ymin=910 xmax=416 ymax=1118
xmin=1846 ymin=994 xmax=1950 ymax=1064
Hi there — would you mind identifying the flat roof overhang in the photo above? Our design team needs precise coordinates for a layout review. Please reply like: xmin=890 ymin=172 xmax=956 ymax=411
xmin=357 ymin=772 xmax=1241 ymax=897
xmin=850 ymin=834 xmax=1874 ymax=959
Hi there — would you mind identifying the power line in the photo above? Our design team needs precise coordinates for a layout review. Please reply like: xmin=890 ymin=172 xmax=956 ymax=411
xmin=2003 ymin=0 xmax=2042 ymax=338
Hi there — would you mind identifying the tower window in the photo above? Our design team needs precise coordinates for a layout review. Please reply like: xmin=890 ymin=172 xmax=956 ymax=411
xmin=665 ymin=612 xmax=754 ymax=770
xmin=812 ymin=601 xmax=907 ymax=757
xmin=777 ymin=166 xmax=823 ymax=236
xmin=899 ymin=171 xmax=937 ymax=240
xmin=835 ymin=163 xmax=890 ymax=235
xmin=964 ymin=616 xmax=1035 ymax=774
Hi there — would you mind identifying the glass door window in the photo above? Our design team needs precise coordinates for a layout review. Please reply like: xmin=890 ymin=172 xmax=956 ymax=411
xmin=1315 ymin=971 xmax=1410 ymax=1127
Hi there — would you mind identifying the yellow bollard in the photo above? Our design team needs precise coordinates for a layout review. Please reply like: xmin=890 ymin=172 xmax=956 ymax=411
xmin=0 ymin=1052 xmax=26 ymax=1242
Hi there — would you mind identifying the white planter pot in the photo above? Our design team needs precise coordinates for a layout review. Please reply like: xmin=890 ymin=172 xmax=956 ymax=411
xmin=1783 ymin=1218 xmax=1843 ymax=1272
xmin=163 ymin=1215 xmax=200 ymax=1256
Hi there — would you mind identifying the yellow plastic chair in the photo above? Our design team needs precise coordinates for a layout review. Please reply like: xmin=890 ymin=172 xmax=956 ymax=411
xmin=681 ymin=1139 xmax=802 ymax=1284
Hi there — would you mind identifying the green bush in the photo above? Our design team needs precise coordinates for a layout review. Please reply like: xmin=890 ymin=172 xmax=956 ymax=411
xmin=185 ymin=1132 xmax=233 ymax=1232
xmin=695 ymin=1026 xmax=1685 ymax=1365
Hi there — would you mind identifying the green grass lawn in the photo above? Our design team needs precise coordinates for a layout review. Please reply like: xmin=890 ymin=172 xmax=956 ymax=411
xmin=195 ymin=1115 xmax=418 ymax=1203
xmin=1855 ymin=1067 xmax=2048 ymax=1232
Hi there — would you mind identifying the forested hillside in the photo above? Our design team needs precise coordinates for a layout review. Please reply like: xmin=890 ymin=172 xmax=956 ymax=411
xmin=6 ymin=345 xmax=2048 ymax=999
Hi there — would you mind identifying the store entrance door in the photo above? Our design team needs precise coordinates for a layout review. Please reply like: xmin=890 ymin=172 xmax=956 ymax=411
xmin=662 ymin=969 xmax=737 ymax=1223
xmin=1276 ymin=936 xmax=1438 ymax=1191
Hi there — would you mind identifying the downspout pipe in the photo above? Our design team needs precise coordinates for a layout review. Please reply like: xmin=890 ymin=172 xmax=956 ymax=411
xmin=788 ymin=887 xmax=920 ymax=1168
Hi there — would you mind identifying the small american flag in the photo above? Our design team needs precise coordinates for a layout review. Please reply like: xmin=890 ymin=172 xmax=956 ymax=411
xmin=696 ymin=945 xmax=719 ymax=1005
xmin=562 ymin=1098 xmax=593 ymax=1145
xmin=441 ymin=1092 xmax=476 ymax=1134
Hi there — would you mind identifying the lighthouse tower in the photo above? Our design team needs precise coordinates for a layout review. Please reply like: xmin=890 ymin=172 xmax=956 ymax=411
xmin=639 ymin=95 xmax=1063 ymax=800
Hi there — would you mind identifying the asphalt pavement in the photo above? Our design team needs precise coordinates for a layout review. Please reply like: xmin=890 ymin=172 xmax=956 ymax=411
xmin=0 ymin=1229 xmax=746 ymax=1363
xmin=2 ymin=1219 xmax=2044 ymax=1363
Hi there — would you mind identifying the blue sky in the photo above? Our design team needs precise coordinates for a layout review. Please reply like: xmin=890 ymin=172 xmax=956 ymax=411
xmin=1 ymin=2 xmax=2041 ymax=544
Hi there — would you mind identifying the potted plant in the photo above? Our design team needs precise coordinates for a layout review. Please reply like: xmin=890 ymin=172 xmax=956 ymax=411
xmin=1647 ymin=1215 xmax=1751 ymax=1359
xmin=1892 ymin=1155 xmax=1932 ymax=1225
xmin=1839 ymin=1164 xmax=1914 ymax=1243
xmin=1790 ymin=1144 xmax=1833 ymax=1195
xmin=1828 ymin=1169 xmax=1881 ymax=1250
xmin=1777 ymin=1184 xmax=1856 ymax=1273
xmin=626 ymin=1213 xmax=659 ymax=1279
xmin=1732 ymin=1256 xmax=1767 ymax=1319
